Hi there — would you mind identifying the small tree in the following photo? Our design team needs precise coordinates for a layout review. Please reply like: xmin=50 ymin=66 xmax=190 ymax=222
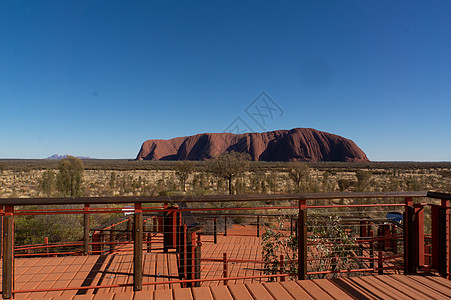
xmin=109 ymin=172 xmax=117 ymax=189
xmin=337 ymin=178 xmax=351 ymax=192
xmin=208 ymin=151 xmax=250 ymax=195
xmin=288 ymin=162 xmax=310 ymax=192
xmin=355 ymin=170 xmax=372 ymax=192
xmin=175 ymin=160 xmax=194 ymax=192
xmin=39 ymin=169 xmax=56 ymax=196
xmin=56 ymin=156 xmax=84 ymax=197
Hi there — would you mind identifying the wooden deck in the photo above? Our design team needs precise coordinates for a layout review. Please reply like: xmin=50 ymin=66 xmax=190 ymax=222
xmin=8 ymin=275 xmax=451 ymax=299
xmin=2 ymin=225 xmax=449 ymax=299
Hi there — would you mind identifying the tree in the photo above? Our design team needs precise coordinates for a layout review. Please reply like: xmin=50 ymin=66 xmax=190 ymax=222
xmin=337 ymin=178 xmax=351 ymax=192
xmin=56 ymin=156 xmax=84 ymax=197
xmin=175 ymin=160 xmax=194 ymax=192
xmin=38 ymin=169 xmax=56 ymax=196
xmin=355 ymin=170 xmax=372 ymax=191
xmin=208 ymin=151 xmax=250 ymax=195
xmin=288 ymin=162 xmax=310 ymax=192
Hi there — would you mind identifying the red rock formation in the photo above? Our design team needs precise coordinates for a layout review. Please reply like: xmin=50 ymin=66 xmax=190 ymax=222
xmin=136 ymin=128 xmax=369 ymax=162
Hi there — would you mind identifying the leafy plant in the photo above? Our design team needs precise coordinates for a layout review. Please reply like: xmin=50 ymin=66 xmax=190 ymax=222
xmin=261 ymin=213 xmax=360 ymax=280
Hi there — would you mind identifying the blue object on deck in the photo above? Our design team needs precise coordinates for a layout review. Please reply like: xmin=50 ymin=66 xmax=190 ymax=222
xmin=386 ymin=212 xmax=403 ymax=223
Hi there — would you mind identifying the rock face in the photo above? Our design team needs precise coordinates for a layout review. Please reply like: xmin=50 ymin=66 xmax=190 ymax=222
xmin=136 ymin=128 xmax=369 ymax=162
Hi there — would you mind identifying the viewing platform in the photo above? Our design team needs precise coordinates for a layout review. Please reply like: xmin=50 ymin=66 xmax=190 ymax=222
xmin=0 ymin=191 xmax=449 ymax=299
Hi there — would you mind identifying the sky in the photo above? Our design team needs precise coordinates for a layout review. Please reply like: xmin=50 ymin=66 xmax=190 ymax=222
xmin=1 ymin=1 xmax=451 ymax=161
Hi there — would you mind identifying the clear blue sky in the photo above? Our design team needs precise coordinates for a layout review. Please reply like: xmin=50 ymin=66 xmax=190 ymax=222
xmin=1 ymin=1 xmax=450 ymax=161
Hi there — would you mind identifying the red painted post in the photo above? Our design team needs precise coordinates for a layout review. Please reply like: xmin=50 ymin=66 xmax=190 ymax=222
xmin=431 ymin=205 xmax=440 ymax=269
xmin=2 ymin=205 xmax=14 ymax=299
xmin=92 ymin=232 xmax=100 ymax=254
xmin=0 ymin=206 xmax=3 ymax=259
xmin=406 ymin=205 xmax=416 ymax=274
xmin=44 ymin=237 xmax=49 ymax=256
xmin=214 ymin=217 xmax=217 ymax=244
xmin=369 ymin=228 xmax=374 ymax=270
xmin=298 ymin=199 xmax=307 ymax=280
xmin=377 ymin=227 xmax=383 ymax=275
xmin=224 ymin=215 xmax=227 ymax=236
xmin=391 ymin=224 xmax=397 ymax=254
xmin=83 ymin=204 xmax=90 ymax=256
xmin=223 ymin=252 xmax=228 ymax=285
xmin=440 ymin=199 xmax=450 ymax=279
xmin=133 ymin=203 xmax=143 ymax=291
xmin=183 ymin=223 xmax=188 ymax=286
xmin=194 ymin=233 xmax=202 ymax=287
xmin=172 ymin=209 xmax=178 ymax=248
xmin=280 ymin=255 xmax=285 ymax=282
xmin=414 ymin=204 xmax=425 ymax=267
xmin=158 ymin=216 xmax=163 ymax=233
xmin=404 ymin=197 xmax=414 ymax=274
xmin=359 ymin=221 xmax=367 ymax=256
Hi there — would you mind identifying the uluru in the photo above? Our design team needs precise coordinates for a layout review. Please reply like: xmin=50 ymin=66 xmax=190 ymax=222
xmin=136 ymin=128 xmax=369 ymax=162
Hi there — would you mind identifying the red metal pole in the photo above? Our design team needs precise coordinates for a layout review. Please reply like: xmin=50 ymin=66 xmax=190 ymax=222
xmin=83 ymin=204 xmax=90 ymax=256
xmin=404 ymin=197 xmax=413 ymax=274
xmin=133 ymin=203 xmax=143 ymax=291
xmin=441 ymin=199 xmax=450 ymax=279
xmin=280 ymin=255 xmax=285 ymax=282
xmin=223 ymin=252 xmax=228 ymax=285
xmin=298 ymin=198 xmax=307 ymax=280
xmin=2 ymin=205 xmax=14 ymax=299
xmin=44 ymin=237 xmax=49 ymax=256
xmin=414 ymin=204 xmax=425 ymax=267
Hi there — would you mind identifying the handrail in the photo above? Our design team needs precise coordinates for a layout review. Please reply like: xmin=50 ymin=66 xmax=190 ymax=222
xmin=0 ymin=191 xmax=428 ymax=206
xmin=427 ymin=191 xmax=451 ymax=200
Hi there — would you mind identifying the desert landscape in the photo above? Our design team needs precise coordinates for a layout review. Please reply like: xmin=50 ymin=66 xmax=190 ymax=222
xmin=1 ymin=159 xmax=451 ymax=199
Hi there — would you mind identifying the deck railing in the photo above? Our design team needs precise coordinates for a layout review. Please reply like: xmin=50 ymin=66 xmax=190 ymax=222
xmin=0 ymin=191 xmax=450 ymax=299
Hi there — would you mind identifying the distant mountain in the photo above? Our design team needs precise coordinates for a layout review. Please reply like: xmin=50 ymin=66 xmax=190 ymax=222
xmin=46 ymin=154 xmax=93 ymax=160
xmin=136 ymin=128 xmax=369 ymax=162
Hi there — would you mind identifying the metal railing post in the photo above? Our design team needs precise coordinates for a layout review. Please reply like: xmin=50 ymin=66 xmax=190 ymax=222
xmin=186 ymin=231 xmax=194 ymax=287
xmin=377 ymin=227 xmax=383 ymax=275
xmin=257 ymin=215 xmax=260 ymax=237
xmin=214 ymin=217 xmax=217 ymax=244
xmin=369 ymin=227 xmax=374 ymax=269
xmin=223 ymin=252 xmax=228 ymax=285
xmin=44 ymin=237 xmax=49 ymax=256
xmin=2 ymin=205 xmax=14 ymax=299
xmin=406 ymin=205 xmax=417 ymax=274
xmin=195 ymin=233 xmax=202 ymax=287
xmin=298 ymin=199 xmax=307 ymax=280
xmin=438 ymin=199 xmax=450 ymax=279
xmin=83 ymin=204 xmax=90 ymax=255
xmin=224 ymin=215 xmax=227 ymax=236
xmin=280 ymin=254 xmax=285 ymax=282
xmin=414 ymin=204 xmax=425 ymax=267
xmin=404 ymin=197 xmax=414 ymax=274
xmin=133 ymin=203 xmax=143 ymax=291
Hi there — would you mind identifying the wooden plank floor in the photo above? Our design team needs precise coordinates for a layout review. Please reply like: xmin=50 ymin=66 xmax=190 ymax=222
xmin=8 ymin=275 xmax=451 ymax=299
xmin=200 ymin=225 xmax=263 ymax=286
xmin=2 ymin=225 xmax=446 ymax=299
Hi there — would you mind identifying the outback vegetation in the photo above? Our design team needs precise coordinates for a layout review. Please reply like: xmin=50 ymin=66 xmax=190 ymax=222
xmin=1 ymin=156 xmax=450 ymax=199
xmin=1 ymin=155 xmax=450 ymax=252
